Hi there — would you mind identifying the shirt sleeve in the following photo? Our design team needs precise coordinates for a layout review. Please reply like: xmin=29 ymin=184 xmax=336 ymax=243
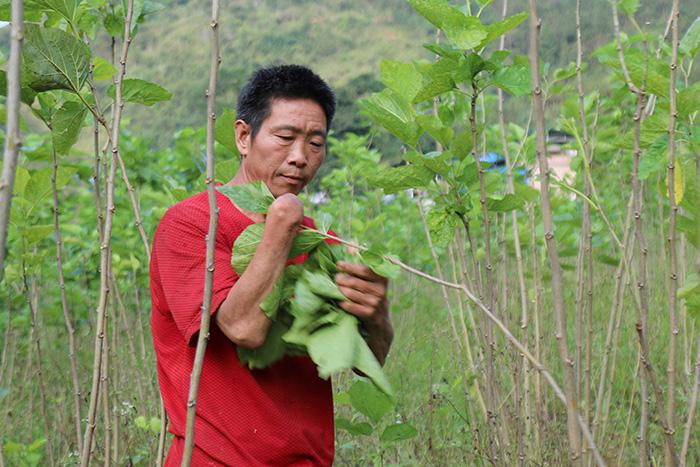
xmin=153 ymin=203 xmax=237 ymax=344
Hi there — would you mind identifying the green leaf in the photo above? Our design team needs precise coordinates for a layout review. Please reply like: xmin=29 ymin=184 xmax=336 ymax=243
xmin=92 ymin=56 xmax=116 ymax=81
xmin=334 ymin=418 xmax=374 ymax=436
xmin=215 ymin=108 xmax=238 ymax=154
xmin=409 ymin=0 xmax=487 ymax=50
xmin=680 ymin=16 xmax=700 ymax=58
xmin=359 ymin=89 xmax=420 ymax=147
xmin=619 ymin=0 xmax=639 ymax=17
xmin=367 ymin=164 xmax=433 ymax=194
xmin=486 ymin=193 xmax=526 ymax=212
xmin=414 ymin=76 xmax=455 ymax=103
xmin=13 ymin=167 xmax=30 ymax=197
xmin=28 ymin=0 xmax=79 ymax=25
xmin=678 ymin=83 xmax=700 ymax=122
xmin=260 ymin=270 xmax=288 ymax=319
xmin=22 ymin=224 xmax=54 ymax=244
xmin=134 ymin=415 xmax=148 ymax=430
xmin=380 ymin=60 xmax=422 ymax=102
xmin=491 ymin=65 xmax=531 ymax=96
xmin=217 ymin=181 xmax=274 ymax=214
xmin=107 ymin=78 xmax=172 ymax=106
xmin=291 ymin=278 xmax=325 ymax=316
xmin=51 ymin=101 xmax=87 ymax=155
xmin=679 ymin=273 xmax=700 ymax=319
xmin=148 ymin=417 xmax=161 ymax=434
xmin=103 ymin=11 xmax=124 ymax=37
xmin=348 ymin=379 xmax=393 ymax=423
xmin=360 ymin=246 xmax=401 ymax=280
xmin=307 ymin=312 xmax=359 ymax=378
xmin=315 ymin=211 xmax=333 ymax=234
xmin=289 ymin=229 xmax=326 ymax=258
xmin=416 ymin=114 xmax=454 ymax=148
xmin=426 ymin=208 xmax=457 ymax=246
xmin=24 ymin=166 xmax=77 ymax=208
xmin=303 ymin=270 xmax=346 ymax=300
xmin=215 ymin=158 xmax=240 ymax=184
xmin=231 ymin=222 xmax=264 ymax=273
xmin=679 ymin=273 xmax=700 ymax=300
xmin=380 ymin=423 xmax=418 ymax=443
xmin=477 ymin=11 xmax=528 ymax=49
xmin=22 ymin=23 xmax=91 ymax=93
xmin=403 ymin=150 xmax=451 ymax=176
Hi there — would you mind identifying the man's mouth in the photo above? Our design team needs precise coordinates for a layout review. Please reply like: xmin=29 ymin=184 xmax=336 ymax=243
xmin=280 ymin=174 xmax=303 ymax=185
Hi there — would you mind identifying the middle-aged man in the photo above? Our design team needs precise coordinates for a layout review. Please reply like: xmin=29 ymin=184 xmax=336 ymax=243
xmin=149 ymin=64 xmax=393 ymax=466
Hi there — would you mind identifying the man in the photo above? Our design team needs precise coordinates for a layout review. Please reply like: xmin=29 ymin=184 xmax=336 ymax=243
xmin=150 ymin=65 xmax=393 ymax=466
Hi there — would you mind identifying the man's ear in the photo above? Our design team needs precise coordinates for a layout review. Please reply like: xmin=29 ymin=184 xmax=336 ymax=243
xmin=235 ymin=119 xmax=251 ymax=156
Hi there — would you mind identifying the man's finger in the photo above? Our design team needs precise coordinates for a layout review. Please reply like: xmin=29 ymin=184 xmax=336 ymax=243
xmin=337 ymin=261 xmax=387 ymax=283
xmin=335 ymin=272 xmax=386 ymax=296
xmin=337 ymin=284 xmax=383 ymax=309
xmin=338 ymin=300 xmax=374 ymax=320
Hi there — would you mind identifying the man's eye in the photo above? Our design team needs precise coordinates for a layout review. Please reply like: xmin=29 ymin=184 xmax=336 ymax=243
xmin=276 ymin=135 xmax=293 ymax=141
xmin=310 ymin=141 xmax=324 ymax=148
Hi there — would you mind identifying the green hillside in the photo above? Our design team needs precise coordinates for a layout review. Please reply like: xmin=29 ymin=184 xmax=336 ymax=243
xmin=121 ymin=0 xmax=699 ymax=145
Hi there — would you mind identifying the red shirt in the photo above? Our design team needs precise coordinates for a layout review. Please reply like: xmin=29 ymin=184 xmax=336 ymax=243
xmin=150 ymin=188 xmax=334 ymax=466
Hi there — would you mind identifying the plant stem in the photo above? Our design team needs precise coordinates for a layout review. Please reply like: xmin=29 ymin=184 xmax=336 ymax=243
xmin=51 ymin=145 xmax=83 ymax=454
xmin=665 ymin=3 xmax=681 ymax=463
xmin=181 ymin=1 xmax=220 ymax=463
xmin=528 ymin=0 xmax=581 ymax=462
xmin=0 ymin=0 xmax=23 ymax=282
xmin=80 ymin=0 xmax=135 ymax=463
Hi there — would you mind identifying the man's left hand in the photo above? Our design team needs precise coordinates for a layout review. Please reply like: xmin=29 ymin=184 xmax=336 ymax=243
xmin=335 ymin=261 xmax=393 ymax=365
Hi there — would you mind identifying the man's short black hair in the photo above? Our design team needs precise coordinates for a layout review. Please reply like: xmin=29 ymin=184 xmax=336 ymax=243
xmin=236 ymin=65 xmax=336 ymax=139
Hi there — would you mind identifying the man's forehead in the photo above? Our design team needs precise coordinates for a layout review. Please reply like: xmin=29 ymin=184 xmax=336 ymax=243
xmin=266 ymin=98 xmax=326 ymax=125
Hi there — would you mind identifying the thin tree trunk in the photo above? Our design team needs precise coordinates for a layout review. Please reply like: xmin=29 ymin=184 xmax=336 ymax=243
xmin=0 ymin=0 xmax=24 ymax=281
xmin=468 ymin=82 xmax=506 ymax=458
xmin=680 ymin=331 xmax=700 ymax=466
xmin=573 ymin=1 xmax=594 ymax=460
xmin=181 ymin=2 xmax=220 ymax=464
xmin=51 ymin=145 xmax=83 ymax=454
xmin=527 ymin=1 xmax=581 ymax=462
xmin=111 ymin=275 xmax=147 ymax=412
xmin=23 ymin=269 xmax=54 ymax=466
xmin=665 ymin=4 xmax=681 ymax=463
xmin=80 ymin=1 xmax=135 ymax=463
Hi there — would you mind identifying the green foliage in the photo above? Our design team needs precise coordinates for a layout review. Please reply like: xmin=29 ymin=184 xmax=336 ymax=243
xmin=216 ymin=181 xmax=274 ymax=214
xmin=51 ymin=100 xmax=87 ymax=154
xmin=107 ymin=78 xmax=173 ymax=106
xmin=680 ymin=16 xmax=700 ymax=57
xmin=2 ymin=438 xmax=47 ymax=467
xmin=221 ymin=183 xmax=394 ymax=396
xmin=21 ymin=23 xmax=91 ymax=93
xmin=407 ymin=0 xmax=486 ymax=50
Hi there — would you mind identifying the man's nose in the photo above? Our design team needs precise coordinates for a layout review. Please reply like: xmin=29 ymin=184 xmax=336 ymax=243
xmin=287 ymin=141 xmax=307 ymax=167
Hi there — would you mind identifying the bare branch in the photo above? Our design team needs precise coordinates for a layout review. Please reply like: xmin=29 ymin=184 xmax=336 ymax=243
xmin=0 ymin=0 xmax=24 ymax=282
xmin=181 ymin=0 xmax=221 ymax=464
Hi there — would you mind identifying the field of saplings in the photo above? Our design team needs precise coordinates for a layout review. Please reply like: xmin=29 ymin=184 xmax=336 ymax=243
xmin=0 ymin=0 xmax=699 ymax=465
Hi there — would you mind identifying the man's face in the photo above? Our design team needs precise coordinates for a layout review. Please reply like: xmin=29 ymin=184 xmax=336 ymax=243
xmin=234 ymin=98 xmax=327 ymax=197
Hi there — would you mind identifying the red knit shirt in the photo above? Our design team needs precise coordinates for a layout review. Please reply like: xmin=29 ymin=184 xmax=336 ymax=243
xmin=150 ymin=188 xmax=334 ymax=466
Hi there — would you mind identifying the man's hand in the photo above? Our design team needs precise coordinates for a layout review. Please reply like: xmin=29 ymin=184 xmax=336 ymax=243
xmin=335 ymin=262 xmax=393 ymax=365
xmin=265 ymin=193 xmax=304 ymax=229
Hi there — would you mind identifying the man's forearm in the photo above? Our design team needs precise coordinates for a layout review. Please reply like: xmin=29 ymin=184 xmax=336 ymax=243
xmin=216 ymin=208 xmax=300 ymax=348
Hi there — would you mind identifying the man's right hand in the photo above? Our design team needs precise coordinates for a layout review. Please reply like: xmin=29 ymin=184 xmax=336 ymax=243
xmin=266 ymin=193 xmax=304 ymax=231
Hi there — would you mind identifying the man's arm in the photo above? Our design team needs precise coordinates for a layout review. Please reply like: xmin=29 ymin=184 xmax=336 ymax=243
xmin=335 ymin=262 xmax=393 ymax=365
xmin=215 ymin=194 xmax=303 ymax=348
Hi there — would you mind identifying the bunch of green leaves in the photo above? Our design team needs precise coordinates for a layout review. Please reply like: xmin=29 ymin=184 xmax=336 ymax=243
xmin=217 ymin=182 xmax=394 ymax=397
